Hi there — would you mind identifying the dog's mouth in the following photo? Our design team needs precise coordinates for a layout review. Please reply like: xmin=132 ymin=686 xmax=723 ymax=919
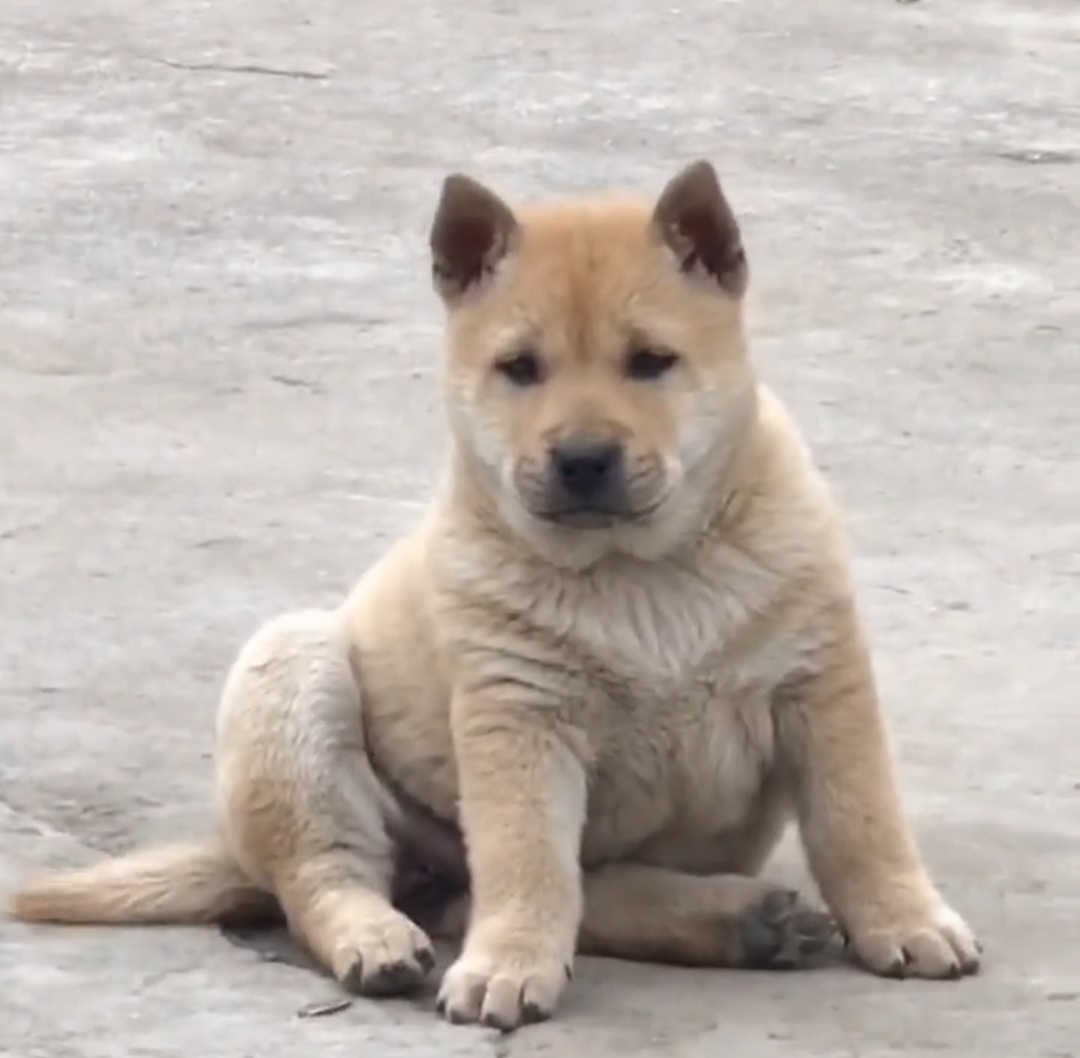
xmin=510 ymin=455 xmax=670 ymax=532
xmin=530 ymin=497 xmax=666 ymax=530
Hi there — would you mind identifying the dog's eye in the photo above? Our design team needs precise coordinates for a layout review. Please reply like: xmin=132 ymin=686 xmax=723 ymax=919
xmin=626 ymin=348 xmax=678 ymax=381
xmin=495 ymin=350 xmax=543 ymax=387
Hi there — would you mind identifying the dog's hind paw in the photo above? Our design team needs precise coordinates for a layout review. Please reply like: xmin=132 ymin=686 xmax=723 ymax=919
xmin=736 ymin=888 xmax=840 ymax=969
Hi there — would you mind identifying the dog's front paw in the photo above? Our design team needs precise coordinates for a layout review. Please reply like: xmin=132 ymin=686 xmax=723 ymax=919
xmin=332 ymin=909 xmax=435 ymax=997
xmin=847 ymin=897 xmax=980 ymax=979
xmin=436 ymin=932 xmax=572 ymax=1031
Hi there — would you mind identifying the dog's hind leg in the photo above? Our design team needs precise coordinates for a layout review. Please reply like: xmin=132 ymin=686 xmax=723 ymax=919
xmin=216 ymin=610 xmax=435 ymax=996
xmin=426 ymin=864 xmax=837 ymax=970
xmin=577 ymin=864 xmax=838 ymax=969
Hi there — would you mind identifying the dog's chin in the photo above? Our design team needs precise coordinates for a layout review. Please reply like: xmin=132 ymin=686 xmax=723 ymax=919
xmin=534 ymin=508 xmax=625 ymax=531
xmin=525 ymin=492 xmax=670 ymax=531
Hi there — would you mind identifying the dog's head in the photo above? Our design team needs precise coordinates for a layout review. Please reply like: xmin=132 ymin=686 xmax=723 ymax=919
xmin=430 ymin=160 xmax=756 ymax=567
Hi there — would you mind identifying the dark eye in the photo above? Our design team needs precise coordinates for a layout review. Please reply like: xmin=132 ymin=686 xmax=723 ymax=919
xmin=626 ymin=348 xmax=678 ymax=380
xmin=496 ymin=350 xmax=543 ymax=386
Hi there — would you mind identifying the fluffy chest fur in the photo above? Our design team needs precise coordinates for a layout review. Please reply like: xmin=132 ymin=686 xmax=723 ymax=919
xmin=436 ymin=520 xmax=833 ymax=865
xmin=441 ymin=516 xmax=826 ymax=704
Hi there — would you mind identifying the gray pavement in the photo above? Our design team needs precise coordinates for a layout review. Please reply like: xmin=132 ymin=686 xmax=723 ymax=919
xmin=1 ymin=1 xmax=1078 ymax=1055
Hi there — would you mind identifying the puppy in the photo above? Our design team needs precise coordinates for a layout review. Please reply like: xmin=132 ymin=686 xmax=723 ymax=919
xmin=10 ymin=160 xmax=979 ymax=1031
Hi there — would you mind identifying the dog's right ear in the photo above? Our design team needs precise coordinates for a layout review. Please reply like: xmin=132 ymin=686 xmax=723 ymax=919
xmin=652 ymin=160 xmax=747 ymax=297
xmin=429 ymin=174 xmax=519 ymax=304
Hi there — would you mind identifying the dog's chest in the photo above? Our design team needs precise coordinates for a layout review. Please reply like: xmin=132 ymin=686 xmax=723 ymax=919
xmin=534 ymin=557 xmax=803 ymax=860
xmin=549 ymin=550 xmax=789 ymax=696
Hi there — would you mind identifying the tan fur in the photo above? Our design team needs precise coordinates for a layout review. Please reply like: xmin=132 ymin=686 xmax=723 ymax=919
xmin=10 ymin=161 xmax=978 ymax=1030
xmin=10 ymin=840 xmax=273 ymax=924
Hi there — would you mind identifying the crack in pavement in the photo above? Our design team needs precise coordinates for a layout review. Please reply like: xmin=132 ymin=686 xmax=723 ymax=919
xmin=144 ymin=56 xmax=329 ymax=80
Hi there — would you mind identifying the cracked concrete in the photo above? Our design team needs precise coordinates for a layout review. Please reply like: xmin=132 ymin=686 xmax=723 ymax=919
xmin=144 ymin=59 xmax=331 ymax=81
xmin=1 ymin=0 xmax=1078 ymax=1055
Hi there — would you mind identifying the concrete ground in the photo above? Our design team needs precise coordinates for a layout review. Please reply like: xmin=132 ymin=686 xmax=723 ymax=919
xmin=1 ymin=0 xmax=1078 ymax=1054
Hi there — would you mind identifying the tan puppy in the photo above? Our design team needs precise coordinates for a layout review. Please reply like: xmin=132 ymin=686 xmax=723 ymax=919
xmin=10 ymin=161 xmax=980 ymax=1031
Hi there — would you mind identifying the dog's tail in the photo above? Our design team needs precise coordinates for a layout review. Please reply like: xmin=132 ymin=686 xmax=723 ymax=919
xmin=8 ymin=838 xmax=276 ymax=925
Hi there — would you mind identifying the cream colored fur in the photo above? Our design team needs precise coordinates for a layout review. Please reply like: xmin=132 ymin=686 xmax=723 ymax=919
xmin=10 ymin=161 xmax=979 ymax=1031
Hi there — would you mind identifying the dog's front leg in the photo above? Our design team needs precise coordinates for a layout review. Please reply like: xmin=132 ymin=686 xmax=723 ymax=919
xmin=779 ymin=603 xmax=981 ymax=979
xmin=437 ymin=687 xmax=585 ymax=1030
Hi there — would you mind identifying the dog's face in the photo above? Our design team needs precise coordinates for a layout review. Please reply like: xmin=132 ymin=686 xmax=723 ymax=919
xmin=431 ymin=161 xmax=756 ymax=567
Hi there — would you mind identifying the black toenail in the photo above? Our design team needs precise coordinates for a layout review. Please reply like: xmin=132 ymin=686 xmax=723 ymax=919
xmin=482 ymin=1012 xmax=514 ymax=1033
xmin=342 ymin=958 xmax=365 ymax=994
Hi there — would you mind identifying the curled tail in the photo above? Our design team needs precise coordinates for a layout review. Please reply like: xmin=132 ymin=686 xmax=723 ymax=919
xmin=8 ymin=838 xmax=276 ymax=925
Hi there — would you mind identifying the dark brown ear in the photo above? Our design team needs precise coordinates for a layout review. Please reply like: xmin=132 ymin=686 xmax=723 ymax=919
xmin=429 ymin=173 xmax=519 ymax=302
xmin=652 ymin=160 xmax=747 ymax=296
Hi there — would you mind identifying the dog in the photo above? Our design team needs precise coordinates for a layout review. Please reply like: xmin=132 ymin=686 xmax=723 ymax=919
xmin=10 ymin=160 xmax=980 ymax=1031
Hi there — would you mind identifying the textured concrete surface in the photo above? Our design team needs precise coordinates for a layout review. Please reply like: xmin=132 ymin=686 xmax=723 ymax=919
xmin=2 ymin=1 xmax=1078 ymax=1055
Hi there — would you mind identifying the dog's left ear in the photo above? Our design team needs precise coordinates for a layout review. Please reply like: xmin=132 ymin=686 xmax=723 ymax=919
xmin=652 ymin=160 xmax=747 ymax=296
xmin=429 ymin=173 xmax=519 ymax=304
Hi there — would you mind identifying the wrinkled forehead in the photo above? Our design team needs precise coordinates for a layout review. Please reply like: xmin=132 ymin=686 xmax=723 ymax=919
xmin=445 ymin=198 xmax=741 ymax=367
xmin=447 ymin=201 xmax=665 ymax=359
xmin=515 ymin=199 xmax=660 ymax=284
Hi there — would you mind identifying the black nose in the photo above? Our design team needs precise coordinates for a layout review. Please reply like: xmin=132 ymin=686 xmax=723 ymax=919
xmin=552 ymin=439 xmax=622 ymax=500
